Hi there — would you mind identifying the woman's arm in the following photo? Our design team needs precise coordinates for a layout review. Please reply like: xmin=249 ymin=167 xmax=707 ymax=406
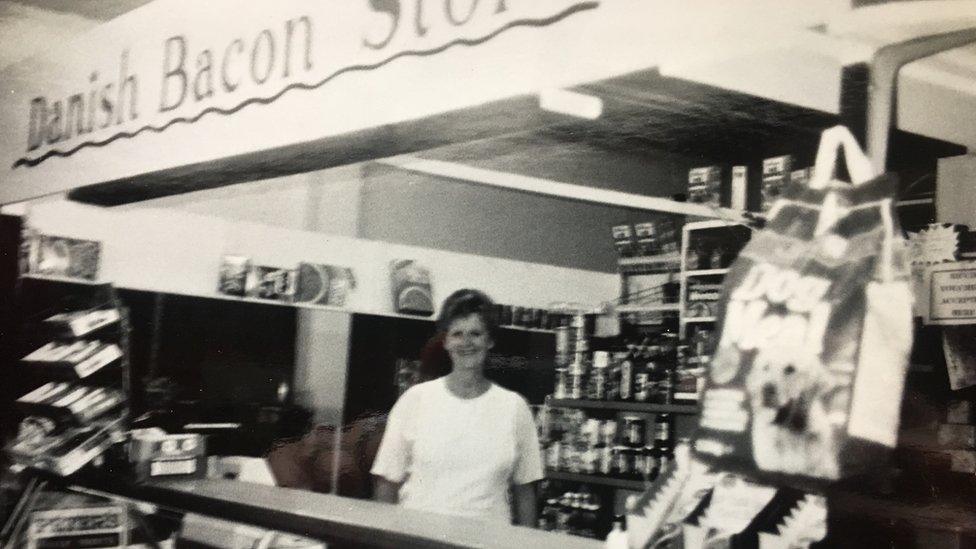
xmin=512 ymin=482 xmax=538 ymax=527
xmin=373 ymin=475 xmax=402 ymax=504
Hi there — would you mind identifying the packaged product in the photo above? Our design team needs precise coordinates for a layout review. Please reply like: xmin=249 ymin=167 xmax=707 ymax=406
xmin=390 ymin=259 xmax=434 ymax=316
xmin=688 ymin=166 xmax=722 ymax=207
xmin=694 ymin=126 xmax=913 ymax=486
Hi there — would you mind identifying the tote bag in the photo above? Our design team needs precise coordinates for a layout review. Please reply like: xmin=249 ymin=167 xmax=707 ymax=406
xmin=693 ymin=126 xmax=913 ymax=487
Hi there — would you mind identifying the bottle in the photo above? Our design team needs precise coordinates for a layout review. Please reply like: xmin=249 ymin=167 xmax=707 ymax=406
xmin=654 ymin=413 xmax=674 ymax=461
xmin=618 ymin=346 xmax=634 ymax=401
xmin=605 ymin=515 xmax=628 ymax=549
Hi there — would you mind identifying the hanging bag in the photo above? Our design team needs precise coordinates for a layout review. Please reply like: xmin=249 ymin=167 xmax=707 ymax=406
xmin=693 ymin=126 xmax=913 ymax=487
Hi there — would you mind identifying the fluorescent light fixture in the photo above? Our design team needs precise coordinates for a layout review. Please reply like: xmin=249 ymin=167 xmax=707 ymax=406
xmin=539 ymin=88 xmax=603 ymax=119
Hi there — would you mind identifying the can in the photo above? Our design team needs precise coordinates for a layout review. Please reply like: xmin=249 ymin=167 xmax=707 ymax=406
xmin=619 ymin=359 xmax=633 ymax=401
xmin=598 ymin=445 xmax=613 ymax=475
xmin=569 ymin=373 xmax=583 ymax=399
xmin=555 ymin=326 xmax=572 ymax=365
xmin=582 ymin=419 xmax=601 ymax=447
xmin=622 ymin=416 xmax=644 ymax=447
xmin=554 ymin=369 xmax=568 ymax=399
xmin=634 ymin=372 xmax=649 ymax=402
xmin=600 ymin=419 xmax=617 ymax=446
xmin=633 ymin=448 xmax=647 ymax=475
xmin=613 ymin=446 xmax=632 ymax=476
xmin=511 ymin=306 xmax=524 ymax=327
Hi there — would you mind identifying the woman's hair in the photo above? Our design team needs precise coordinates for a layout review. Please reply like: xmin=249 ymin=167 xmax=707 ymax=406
xmin=436 ymin=288 xmax=498 ymax=340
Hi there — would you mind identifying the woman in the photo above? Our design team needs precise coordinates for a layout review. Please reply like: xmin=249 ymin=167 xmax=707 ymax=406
xmin=370 ymin=289 xmax=543 ymax=526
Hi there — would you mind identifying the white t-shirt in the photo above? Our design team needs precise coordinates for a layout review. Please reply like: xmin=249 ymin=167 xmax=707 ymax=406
xmin=370 ymin=378 xmax=543 ymax=524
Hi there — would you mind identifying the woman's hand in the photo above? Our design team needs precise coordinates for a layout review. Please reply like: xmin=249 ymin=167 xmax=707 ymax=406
xmin=513 ymin=482 xmax=538 ymax=527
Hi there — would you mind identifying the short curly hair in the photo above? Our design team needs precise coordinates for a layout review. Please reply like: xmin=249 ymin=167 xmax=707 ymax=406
xmin=436 ymin=288 xmax=498 ymax=340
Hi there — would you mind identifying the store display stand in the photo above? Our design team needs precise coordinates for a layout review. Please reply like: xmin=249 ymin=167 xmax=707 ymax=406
xmin=2 ymin=274 xmax=133 ymax=547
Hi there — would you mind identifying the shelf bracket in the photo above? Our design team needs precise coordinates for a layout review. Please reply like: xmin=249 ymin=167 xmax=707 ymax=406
xmin=867 ymin=27 xmax=976 ymax=173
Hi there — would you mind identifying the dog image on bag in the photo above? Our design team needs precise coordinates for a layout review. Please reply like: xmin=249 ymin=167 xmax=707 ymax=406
xmin=745 ymin=350 xmax=841 ymax=478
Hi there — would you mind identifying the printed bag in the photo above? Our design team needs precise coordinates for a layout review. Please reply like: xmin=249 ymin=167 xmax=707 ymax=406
xmin=693 ymin=126 xmax=913 ymax=487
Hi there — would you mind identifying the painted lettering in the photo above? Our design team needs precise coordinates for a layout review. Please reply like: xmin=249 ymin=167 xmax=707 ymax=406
xmin=194 ymin=51 xmax=214 ymax=101
xmin=250 ymin=29 xmax=275 ymax=84
xmin=116 ymin=50 xmax=139 ymax=123
xmin=283 ymin=16 xmax=313 ymax=77
xmin=160 ymin=37 xmax=187 ymax=112
xmin=27 ymin=98 xmax=46 ymax=151
xmin=446 ymin=0 xmax=479 ymax=25
xmin=222 ymin=39 xmax=244 ymax=92
xmin=364 ymin=0 xmax=400 ymax=49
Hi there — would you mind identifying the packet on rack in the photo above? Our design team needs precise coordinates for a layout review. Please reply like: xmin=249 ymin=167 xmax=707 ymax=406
xmin=693 ymin=126 xmax=913 ymax=487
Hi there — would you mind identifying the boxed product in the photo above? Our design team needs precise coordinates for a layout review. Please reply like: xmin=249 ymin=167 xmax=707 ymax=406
xmin=790 ymin=167 xmax=812 ymax=187
xmin=44 ymin=308 xmax=120 ymax=338
xmin=16 ymin=382 xmax=126 ymax=426
xmin=27 ymin=496 xmax=128 ymax=549
xmin=390 ymin=259 xmax=434 ymax=316
xmin=129 ymin=429 xmax=206 ymax=482
xmin=218 ymin=255 xmax=251 ymax=296
xmin=294 ymin=263 xmax=356 ymax=306
xmin=730 ymin=166 xmax=748 ymax=211
xmin=7 ymin=415 xmax=126 ymax=476
xmin=21 ymin=232 xmax=101 ymax=280
xmin=761 ymin=155 xmax=793 ymax=212
xmin=688 ymin=166 xmax=722 ymax=207
xmin=246 ymin=265 xmax=297 ymax=301
xmin=22 ymin=342 xmax=123 ymax=379
xmin=612 ymin=224 xmax=636 ymax=257
xmin=634 ymin=222 xmax=660 ymax=256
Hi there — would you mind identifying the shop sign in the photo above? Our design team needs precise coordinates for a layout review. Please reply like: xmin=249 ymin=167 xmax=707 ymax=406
xmin=2 ymin=0 xmax=626 ymax=204
xmin=929 ymin=263 xmax=976 ymax=325
xmin=12 ymin=0 xmax=596 ymax=170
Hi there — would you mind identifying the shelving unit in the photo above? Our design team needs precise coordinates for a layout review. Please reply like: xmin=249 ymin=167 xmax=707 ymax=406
xmin=549 ymin=399 xmax=698 ymax=415
xmin=7 ymin=276 xmax=132 ymax=477
xmin=677 ymin=220 xmax=751 ymax=341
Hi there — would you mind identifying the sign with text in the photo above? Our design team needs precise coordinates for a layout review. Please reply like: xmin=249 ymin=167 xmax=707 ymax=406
xmin=2 ymin=0 xmax=651 ymax=204
xmin=929 ymin=264 xmax=976 ymax=325
xmin=0 ymin=0 xmax=849 ymax=205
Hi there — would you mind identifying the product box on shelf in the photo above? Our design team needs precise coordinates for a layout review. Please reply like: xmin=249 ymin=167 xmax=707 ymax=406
xmin=43 ymin=309 xmax=120 ymax=338
xmin=294 ymin=263 xmax=356 ymax=306
xmin=20 ymin=232 xmax=101 ymax=281
xmin=217 ymin=255 xmax=251 ymax=296
xmin=390 ymin=259 xmax=434 ymax=316
xmin=612 ymin=224 xmax=636 ymax=257
xmin=760 ymin=155 xmax=793 ymax=212
xmin=245 ymin=265 xmax=297 ymax=301
xmin=129 ymin=429 xmax=206 ymax=482
xmin=731 ymin=166 xmax=748 ymax=211
xmin=688 ymin=166 xmax=722 ymax=208
xmin=26 ymin=493 xmax=128 ymax=549
xmin=7 ymin=414 xmax=126 ymax=477
xmin=22 ymin=342 xmax=123 ymax=379
xmin=16 ymin=383 xmax=126 ymax=426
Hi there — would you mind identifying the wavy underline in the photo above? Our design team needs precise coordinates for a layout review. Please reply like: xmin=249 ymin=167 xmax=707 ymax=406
xmin=14 ymin=2 xmax=599 ymax=170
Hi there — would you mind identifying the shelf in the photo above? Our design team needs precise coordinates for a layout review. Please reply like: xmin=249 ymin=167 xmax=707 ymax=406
xmin=613 ymin=303 xmax=680 ymax=313
xmin=681 ymin=316 xmax=717 ymax=324
xmin=20 ymin=273 xmax=105 ymax=286
xmin=545 ymin=469 xmax=648 ymax=491
xmin=682 ymin=269 xmax=729 ymax=278
xmin=617 ymin=254 xmax=682 ymax=274
xmin=549 ymin=399 xmax=699 ymax=414
xmin=498 ymin=324 xmax=556 ymax=334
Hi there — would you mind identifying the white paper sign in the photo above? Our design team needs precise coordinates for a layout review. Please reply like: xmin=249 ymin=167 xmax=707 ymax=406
xmin=928 ymin=264 xmax=976 ymax=325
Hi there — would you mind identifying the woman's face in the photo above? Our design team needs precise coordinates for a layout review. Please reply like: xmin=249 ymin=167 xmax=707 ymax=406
xmin=443 ymin=313 xmax=493 ymax=372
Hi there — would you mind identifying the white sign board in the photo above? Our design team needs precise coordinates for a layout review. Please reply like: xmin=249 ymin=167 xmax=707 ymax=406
xmin=929 ymin=263 xmax=976 ymax=325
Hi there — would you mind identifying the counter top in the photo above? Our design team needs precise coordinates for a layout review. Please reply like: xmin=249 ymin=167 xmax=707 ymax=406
xmin=71 ymin=476 xmax=602 ymax=549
